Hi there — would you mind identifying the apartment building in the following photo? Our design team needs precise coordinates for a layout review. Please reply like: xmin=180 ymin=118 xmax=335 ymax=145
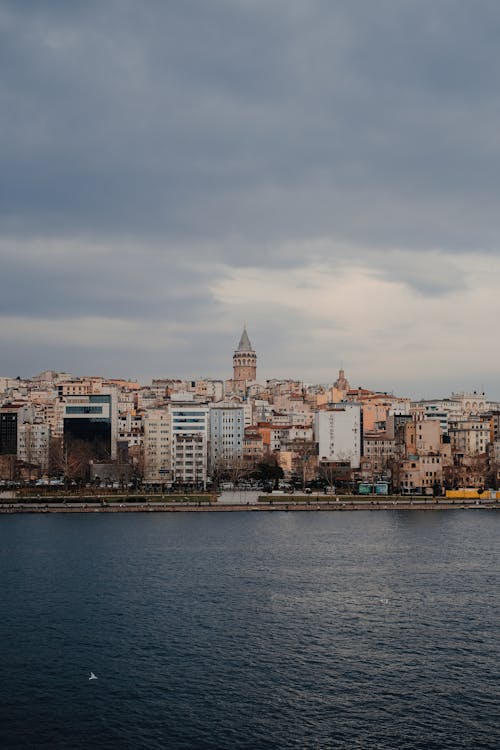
xmin=209 ymin=405 xmax=244 ymax=470
xmin=170 ymin=404 xmax=209 ymax=487
xmin=315 ymin=403 xmax=362 ymax=469
xmin=143 ymin=409 xmax=172 ymax=483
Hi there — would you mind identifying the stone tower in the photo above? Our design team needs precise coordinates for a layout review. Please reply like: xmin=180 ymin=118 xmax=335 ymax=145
xmin=334 ymin=369 xmax=350 ymax=392
xmin=233 ymin=326 xmax=257 ymax=385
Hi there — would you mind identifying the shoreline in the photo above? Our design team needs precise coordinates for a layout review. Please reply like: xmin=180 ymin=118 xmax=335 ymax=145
xmin=1 ymin=497 xmax=499 ymax=513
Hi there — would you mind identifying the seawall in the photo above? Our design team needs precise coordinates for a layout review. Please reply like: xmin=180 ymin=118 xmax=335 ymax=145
xmin=1 ymin=496 xmax=499 ymax=513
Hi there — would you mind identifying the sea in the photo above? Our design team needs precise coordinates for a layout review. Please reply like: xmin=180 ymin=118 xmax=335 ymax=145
xmin=0 ymin=510 xmax=498 ymax=750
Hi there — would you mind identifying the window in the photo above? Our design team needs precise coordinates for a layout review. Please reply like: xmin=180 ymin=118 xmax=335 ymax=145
xmin=66 ymin=406 xmax=103 ymax=414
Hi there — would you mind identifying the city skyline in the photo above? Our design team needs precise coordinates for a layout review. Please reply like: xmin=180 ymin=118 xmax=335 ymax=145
xmin=1 ymin=355 xmax=498 ymax=495
xmin=0 ymin=331 xmax=493 ymax=404
xmin=2 ymin=2 xmax=500 ymax=398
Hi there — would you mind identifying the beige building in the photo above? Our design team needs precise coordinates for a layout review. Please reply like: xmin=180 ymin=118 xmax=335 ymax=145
xmin=243 ymin=428 xmax=264 ymax=466
xmin=399 ymin=454 xmax=444 ymax=494
xmin=448 ymin=417 xmax=490 ymax=457
xmin=143 ymin=410 xmax=172 ymax=483
xmin=405 ymin=419 xmax=442 ymax=454
xmin=278 ymin=447 xmax=317 ymax=483
xmin=398 ymin=416 xmax=452 ymax=494
xmin=362 ymin=434 xmax=397 ymax=478
xmin=451 ymin=391 xmax=488 ymax=416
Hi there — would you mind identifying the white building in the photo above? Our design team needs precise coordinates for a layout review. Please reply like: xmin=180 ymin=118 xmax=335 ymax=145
xmin=269 ymin=425 xmax=313 ymax=452
xmin=209 ymin=405 xmax=244 ymax=470
xmin=170 ymin=404 xmax=209 ymax=487
xmin=17 ymin=421 xmax=50 ymax=473
xmin=315 ymin=404 xmax=361 ymax=469
xmin=118 ymin=412 xmax=143 ymax=448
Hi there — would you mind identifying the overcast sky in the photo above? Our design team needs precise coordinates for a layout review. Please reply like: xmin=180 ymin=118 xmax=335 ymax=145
xmin=2 ymin=0 xmax=500 ymax=398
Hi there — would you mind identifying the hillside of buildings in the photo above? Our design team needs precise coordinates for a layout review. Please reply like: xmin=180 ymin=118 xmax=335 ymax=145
xmin=1 ymin=329 xmax=499 ymax=495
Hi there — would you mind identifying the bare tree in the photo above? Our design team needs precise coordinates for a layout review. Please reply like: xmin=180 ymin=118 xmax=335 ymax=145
xmin=318 ymin=461 xmax=349 ymax=489
xmin=210 ymin=455 xmax=250 ymax=489
xmin=49 ymin=437 xmax=65 ymax=478
xmin=65 ymin=438 xmax=95 ymax=482
xmin=290 ymin=440 xmax=317 ymax=490
xmin=225 ymin=456 xmax=251 ymax=487
xmin=128 ymin=444 xmax=144 ymax=486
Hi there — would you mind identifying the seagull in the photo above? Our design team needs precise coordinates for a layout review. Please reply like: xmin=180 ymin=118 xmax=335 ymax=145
xmin=89 ymin=672 xmax=98 ymax=680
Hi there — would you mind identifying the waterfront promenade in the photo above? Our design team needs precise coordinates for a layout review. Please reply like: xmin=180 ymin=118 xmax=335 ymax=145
xmin=1 ymin=492 xmax=499 ymax=513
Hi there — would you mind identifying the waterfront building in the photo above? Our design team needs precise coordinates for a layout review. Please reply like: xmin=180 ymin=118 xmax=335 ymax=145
xmin=315 ymin=404 xmax=362 ymax=469
xmin=17 ymin=421 xmax=50 ymax=475
xmin=448 ymin=416 xmax=490 ymax=457
xmin=396 ymin=415 xmax=452 ymax=494
xmin=399 ymin=454 xmax=444 ymax=495
xmin=0 ymin=403 xmax=49 ymax=479
xmin=169 ymin=403 xmax=209 ymax=487
xmin=209 ymin=405 xmax=244 ymax=471
xmin=61 ymin=388 xmax=118 ymax=462
xmin=362 ymin=433 xmax=397 ymax=479
xmin=0 ymin=407 xmax=19 ymax=455
xmin=143 ymin=409 xmax=172 ymax=484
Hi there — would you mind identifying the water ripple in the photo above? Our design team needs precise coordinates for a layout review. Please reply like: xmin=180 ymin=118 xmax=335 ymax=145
xmin=0 ymin=511 xmax=499 ymax=749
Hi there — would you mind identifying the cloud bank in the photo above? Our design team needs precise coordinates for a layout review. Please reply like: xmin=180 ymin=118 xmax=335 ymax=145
xmin=1 ymin=1 xmax=500 ymax=396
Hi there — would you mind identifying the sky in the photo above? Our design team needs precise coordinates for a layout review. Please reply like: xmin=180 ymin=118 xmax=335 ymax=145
xmin=2 ymin=0 xmax=500 ymax=399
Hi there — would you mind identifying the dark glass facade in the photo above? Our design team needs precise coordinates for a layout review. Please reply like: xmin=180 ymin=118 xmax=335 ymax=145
xmin=63 ymin=419 xmax=111 ymax=461
xmin=0 ymin=412 xmax=17 ymax=455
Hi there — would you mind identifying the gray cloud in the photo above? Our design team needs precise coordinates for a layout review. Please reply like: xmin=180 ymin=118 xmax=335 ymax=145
xmin=0 ymin=242 xmax=217 ymax=320
xmin=2 ymin=0 xmax=500 ymax=251
xmin=1 ymin=1 xmax=500 ymax=394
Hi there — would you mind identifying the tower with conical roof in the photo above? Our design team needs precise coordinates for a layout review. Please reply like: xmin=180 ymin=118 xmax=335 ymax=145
xmin=233 ymin=325 xmax=257 ymax=387
xmin=334 ymin=369 xmax=350 ymax=393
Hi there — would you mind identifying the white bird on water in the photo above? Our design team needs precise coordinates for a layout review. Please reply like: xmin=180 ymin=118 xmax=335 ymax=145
xmin=89 ymin=672 xmax=98 ymax=681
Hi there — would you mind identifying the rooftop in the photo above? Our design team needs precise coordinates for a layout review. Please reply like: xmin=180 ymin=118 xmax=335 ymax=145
xmin=236 ymin=326 xmax=254 ymax=352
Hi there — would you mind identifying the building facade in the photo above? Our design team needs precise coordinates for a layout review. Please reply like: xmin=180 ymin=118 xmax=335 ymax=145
xmin=209 ymin=405 xmax=244 ymax=470
xmin=143 ymin=409 xmax=172 ymax=483
xmin=315 ymin=404 xmax=362 ymax=469
xmin=61 ymin=388 xmax=118 ymax=461
xmin=170 ymin=404 xmax=209 ymax=487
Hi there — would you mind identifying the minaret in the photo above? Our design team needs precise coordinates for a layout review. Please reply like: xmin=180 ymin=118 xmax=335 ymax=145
xmin=233 ymin=325 xmax=257 ymax=386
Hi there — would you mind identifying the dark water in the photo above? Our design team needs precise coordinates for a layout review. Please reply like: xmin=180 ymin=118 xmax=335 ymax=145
xmin=0 ymin=511 xmax=498 ymax=750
